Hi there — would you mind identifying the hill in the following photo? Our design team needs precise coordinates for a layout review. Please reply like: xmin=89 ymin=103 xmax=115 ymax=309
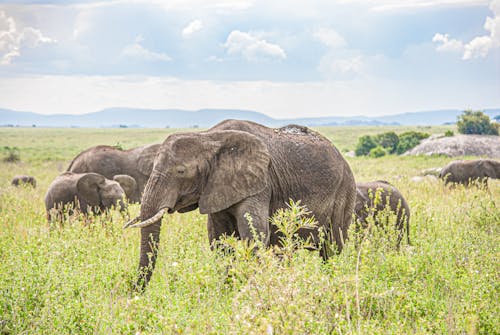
xmin=1 ymin=107 xmax=499 ymax=128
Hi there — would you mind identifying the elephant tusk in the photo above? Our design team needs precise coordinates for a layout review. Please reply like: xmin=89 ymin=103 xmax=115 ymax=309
xmin=122 ymin=216 xmax=140 ymax=229
xmin=126 ymin=209 xmax=166 ymax=229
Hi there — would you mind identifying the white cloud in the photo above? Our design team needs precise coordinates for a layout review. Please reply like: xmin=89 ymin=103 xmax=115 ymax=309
xmin=224 ymin=30 xmax=286 ymax=61
xmin=337 ymin=0 xmax=490 ymax=11
xmin=432 ymin=33 xmax=464 ymax=52
xmin=182 ymin=19 xmax=203 ymax=38
xmin=432 ymin=0 xmax=500 ymax=59
xmin=0 ymin=10 xmax=56 ymax=65
xmin=313 ymin=27 xmax=346 ymax=48
xmin=121 ymin=35 xmax=172 ymax=62
xmin=318 ymin=53 xmax=366 ymax=79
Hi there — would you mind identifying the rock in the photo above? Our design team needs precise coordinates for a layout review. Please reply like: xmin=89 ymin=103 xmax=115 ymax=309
xmin=421 ymin=167 xmax=442 ymax=176
xmin=411 ymin=175 xmax=439 ymax=183
xmin=404 ymin=134 xmax=500 ymax=158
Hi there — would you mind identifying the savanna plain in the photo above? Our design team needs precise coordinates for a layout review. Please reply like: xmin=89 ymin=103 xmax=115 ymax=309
xmin=0 ymin=125 xmax=498 ymax=334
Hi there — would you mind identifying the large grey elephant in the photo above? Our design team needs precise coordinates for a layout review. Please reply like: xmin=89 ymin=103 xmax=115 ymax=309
xmin=355 ymin=181 xmax=410 ymax=247
xmin=439 ymin=159 xmax=500 ymax=186
xmin=67 ymin=144 xmax=160 ymax=203
xmin=11 ymin=175 xmax=37 ymax=188
xmin=45 ymin=172 xmax=130 ymax=222
xmin=125 ymin=119 xmax=356 ymax=291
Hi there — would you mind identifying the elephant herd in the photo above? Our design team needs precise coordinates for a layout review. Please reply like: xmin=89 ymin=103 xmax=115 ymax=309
xmin=10 ymin=120 xmax=500 ymax=291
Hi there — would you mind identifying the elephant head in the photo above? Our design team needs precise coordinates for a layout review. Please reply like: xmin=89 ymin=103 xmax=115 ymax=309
xmin=125 ymin=130 xmax=270 ymax=290
xmin=76 ymin=173 xmax=127 ymax=212
xmin=113 ymin=174 xmax=138 ymax=203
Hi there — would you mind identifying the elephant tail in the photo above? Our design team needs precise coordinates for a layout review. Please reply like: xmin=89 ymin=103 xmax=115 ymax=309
xmin=406 ymin=214 xmax=411 ymax=246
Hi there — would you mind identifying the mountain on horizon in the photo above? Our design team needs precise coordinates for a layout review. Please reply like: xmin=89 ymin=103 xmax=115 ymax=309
xmin=1 ymin=107 xmax=499 ymax=128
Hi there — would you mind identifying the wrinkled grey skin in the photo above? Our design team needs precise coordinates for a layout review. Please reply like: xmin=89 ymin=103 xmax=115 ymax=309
xmin=134 ymin=119 xmax=356 ymax=290
xmin=45 ymin=172 xmax=127 ymax=221
xmin=439 ymin=159 xmax=500 ymax=187
xmin=11 ymin=175 xmax=37 ymax=188
xmin=355 ymin=181 xmax=411 ymax=247
xmin=67 ymin=144 xmax=160 ymax=203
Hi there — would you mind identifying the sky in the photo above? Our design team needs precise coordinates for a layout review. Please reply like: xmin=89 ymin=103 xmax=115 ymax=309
xmin=0 ymin=0 xmax=499 ymax=119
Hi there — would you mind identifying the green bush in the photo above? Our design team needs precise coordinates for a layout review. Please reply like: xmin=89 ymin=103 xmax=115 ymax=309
xmin=2 ymin=146 xmax=20 ymax=162
xmin=356 ymin=131 xmax=430 ymax=156
xmin=457 ymin=110 xmax=499 ymax=135
xmin=395 ymin=131 xmax=430 ymax=154
xmin=369 ymin=146 xmax=387 ymax=158
xmin=374 ymin=132 xmax=399 ymax=154
xmin=355 ymin=135 xmax=377 ymax=156
xmin=444 ymin=130 xmax=454 ymax=137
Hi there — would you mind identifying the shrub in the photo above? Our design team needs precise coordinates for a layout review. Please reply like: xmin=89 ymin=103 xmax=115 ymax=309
xmin=395 ymin=131 xmax=430 ymax=154
xmin=369 ymin=146 xmax=387 ymax=158
xmin=355 ymin=135 xmax=377 ymax=156
xmin=2 ymin=146 xmax=20 ymax=162
xmin=444 ymin=130 xmax=454 ymax=137
xmin=368 ymin=145 xmax=387 ymax=158
xmin=374 ymin=132 xmax=399 ymax=154
xmin=457 ymin=110 xmax=499 ymax=135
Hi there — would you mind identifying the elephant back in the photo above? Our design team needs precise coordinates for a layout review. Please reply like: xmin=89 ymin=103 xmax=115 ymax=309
xmin=67 ymin=145 xmax=123 ymax=178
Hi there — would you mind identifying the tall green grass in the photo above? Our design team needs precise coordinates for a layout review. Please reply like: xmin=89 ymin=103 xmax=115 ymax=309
xmin=0 ymin=126 xmax=498 ymax=334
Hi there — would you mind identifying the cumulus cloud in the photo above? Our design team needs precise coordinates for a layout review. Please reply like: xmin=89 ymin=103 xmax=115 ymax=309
xmin=432 ymin=0 xmax=500 ymax=59
xmin=0 ymin=11 xmax=56 ymax=65
xmin=318 ymin=53 xmax=365 ymax=79
xmin=182 ymin=19 xmax=203 ymax=38
xmin=432 ymin=33 xmax=464 ymax=52
xmin=223 ymin=30 xmax=286 ymax=61
xmin=121 ymin=35 xmax=172 ymax=62
xmin=313 ymin=27 xmax=346 ymax=48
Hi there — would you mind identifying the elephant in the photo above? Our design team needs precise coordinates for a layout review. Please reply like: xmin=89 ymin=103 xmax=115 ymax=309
xmin=354 ymin=181 xmax=410 ymax=247
xmin=11 ymin=175 xmax=37 ymax=188
xmin=124 ymin=119 xmax=356 ymax=291
xmin=439 ymin=159 xmax=500 ymax=187
xmin=67 ymin=143 xmax=160 ymax=203
xmin=44 ymin=172 xmax=129 ymax=222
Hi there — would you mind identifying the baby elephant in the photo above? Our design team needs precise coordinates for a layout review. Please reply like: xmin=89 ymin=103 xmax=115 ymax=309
xmin=355 ymin=181 xmax=410 ymax=247
xmin=11 ymin=175 xmax=37 ymax=188
xmin=439 ymin=159 xmax=500 ymax=187
xmin=45 ymin=172 xmax=129 ymax=222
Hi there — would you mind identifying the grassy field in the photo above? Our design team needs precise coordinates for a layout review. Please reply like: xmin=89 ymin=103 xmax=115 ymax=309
xmin=0 ymin=126 xmax=498 ymax=334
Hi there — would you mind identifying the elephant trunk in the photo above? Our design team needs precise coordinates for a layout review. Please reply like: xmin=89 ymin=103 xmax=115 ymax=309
xmin=134 ymin=174 xmax=172 ymax=291
xmin=136 ymin=219 xmax=162 ymax=292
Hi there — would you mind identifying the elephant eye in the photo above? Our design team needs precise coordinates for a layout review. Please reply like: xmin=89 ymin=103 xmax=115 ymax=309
xmin=176 ymin=166 xmax=186 ymax=175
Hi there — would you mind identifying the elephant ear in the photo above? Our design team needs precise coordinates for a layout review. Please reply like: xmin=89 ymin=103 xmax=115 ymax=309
xmin=77 ymin=173 xmax=105 ymax=207
xmin=355 ymin=188 xmax=369 ymax=213
xmin=199 ymin=131 xmax=270 ymax=214
xmin=137 ymin=144 xmax=160 ymax=176
xmin=113 ymin=174 xmax=137 ymax=201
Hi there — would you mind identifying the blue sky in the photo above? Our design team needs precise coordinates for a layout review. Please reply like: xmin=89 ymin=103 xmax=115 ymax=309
xmin=0 ymin=0 xmax=498 ymax=118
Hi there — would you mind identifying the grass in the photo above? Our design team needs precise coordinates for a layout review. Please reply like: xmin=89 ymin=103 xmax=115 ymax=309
xmin=0 ymin=125 xmax=498 ymax=334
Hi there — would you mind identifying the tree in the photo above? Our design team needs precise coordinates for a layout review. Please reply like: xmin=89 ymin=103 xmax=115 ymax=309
xmin=374 ymin=131 xmax=399 ymax=154
xmin=355 ymin=135 xmax=377 ymax=156
xmin=457 ymin=110 xmax=499 ymax=135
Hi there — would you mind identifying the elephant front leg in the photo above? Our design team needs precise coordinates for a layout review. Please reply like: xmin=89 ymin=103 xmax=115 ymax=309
xmin=231 ymin=194 xmax=271 ymax=247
